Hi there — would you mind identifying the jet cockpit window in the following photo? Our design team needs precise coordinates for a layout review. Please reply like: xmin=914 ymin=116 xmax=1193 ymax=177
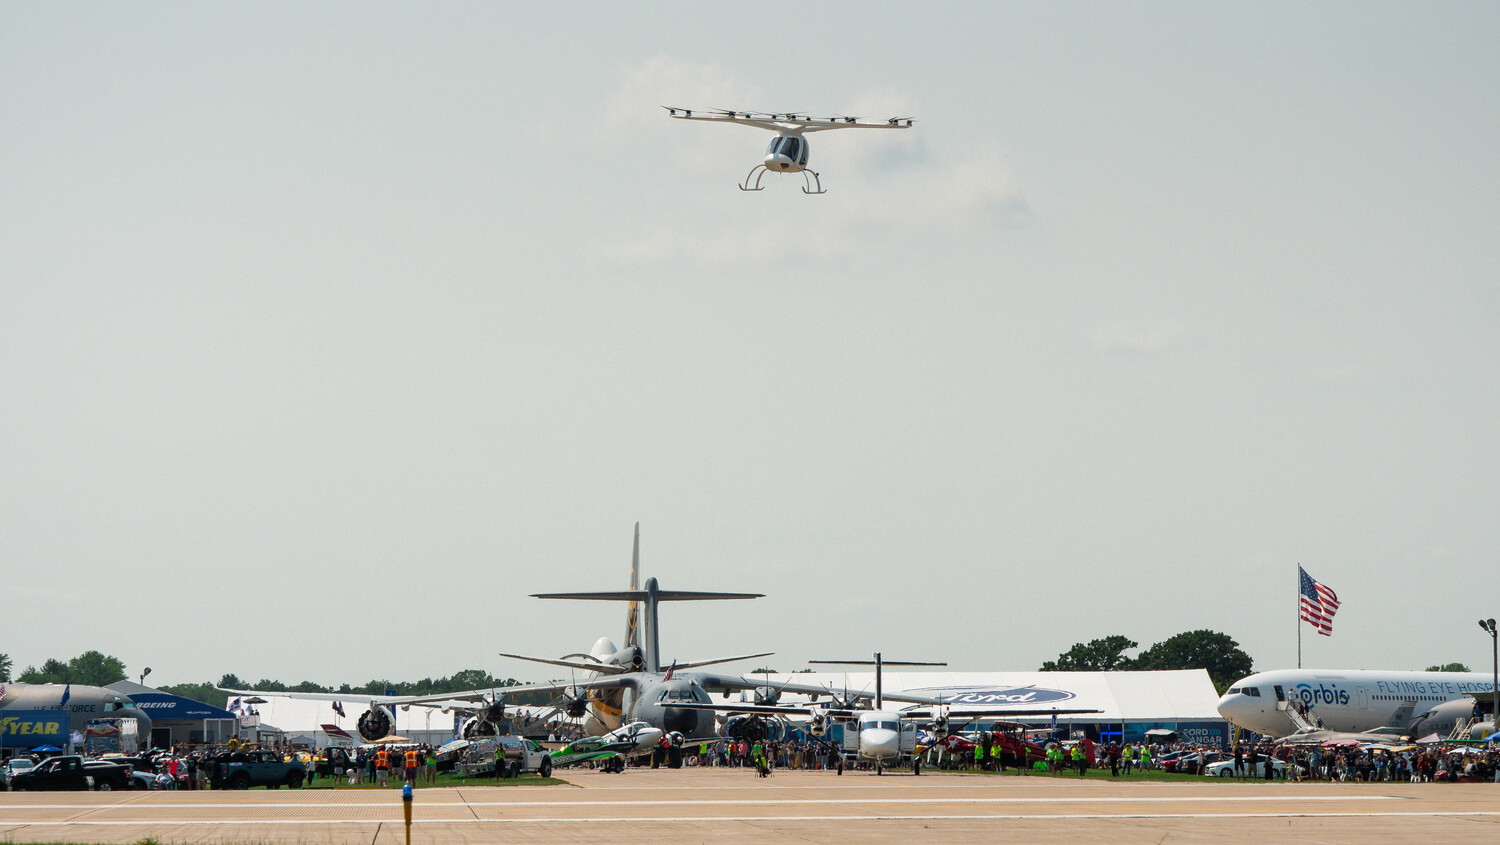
xmin=1227 ymin=688 xmax=1239 ymax=694
xmin=1244 ymin=687 xmax=1261 ymax=697
xmin=798 ymin=139 xmax=809 ymax=166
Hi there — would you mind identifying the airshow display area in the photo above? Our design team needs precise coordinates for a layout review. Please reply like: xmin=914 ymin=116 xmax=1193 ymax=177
xmin=0 ymin=669 xmax=1227 ymax=753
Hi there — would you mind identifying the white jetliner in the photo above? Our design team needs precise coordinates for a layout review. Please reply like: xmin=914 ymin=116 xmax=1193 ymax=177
xmin=1217 ymin=669 xmax=1496 ymax=739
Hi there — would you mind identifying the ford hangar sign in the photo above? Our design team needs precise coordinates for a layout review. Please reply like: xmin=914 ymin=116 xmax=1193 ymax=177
xmin=913 ymin=687 xmax=1078 ymax=706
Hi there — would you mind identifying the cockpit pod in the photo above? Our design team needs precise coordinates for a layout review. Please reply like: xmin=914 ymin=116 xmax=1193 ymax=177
xmin=764 ymin=135 xmax=811 ymax=172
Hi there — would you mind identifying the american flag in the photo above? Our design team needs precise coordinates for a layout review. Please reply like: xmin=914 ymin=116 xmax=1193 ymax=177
xmin=1299 ymin=566 xmax=1341 ymax=636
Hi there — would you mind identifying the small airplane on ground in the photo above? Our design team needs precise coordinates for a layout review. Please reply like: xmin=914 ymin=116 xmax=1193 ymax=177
xmin=548 ymin=721 xmax=664 ymax=773
xmin=664 ymin=107 xmax=915 ymax=194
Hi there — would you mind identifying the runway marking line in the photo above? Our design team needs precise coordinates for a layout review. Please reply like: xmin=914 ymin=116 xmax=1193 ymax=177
xmin=5 ymin=811 xmax=1500 ymax=826
xmin=0 ymin=794 xmax=1404 ymax=810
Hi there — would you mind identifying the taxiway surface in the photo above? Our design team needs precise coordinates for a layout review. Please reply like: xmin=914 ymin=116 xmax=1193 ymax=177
xmin=2 ymin=768 xmax=1497 ymax=843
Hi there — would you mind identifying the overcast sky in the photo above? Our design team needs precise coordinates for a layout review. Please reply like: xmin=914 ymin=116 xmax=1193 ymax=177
xmin=3 ymin=2 xmax=1498 ymax=689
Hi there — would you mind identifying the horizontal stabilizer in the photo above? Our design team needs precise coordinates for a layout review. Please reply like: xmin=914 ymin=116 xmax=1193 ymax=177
xmin=495 ymin=653 xmax=630 ymax=675
xmin=809 ymin=660 xmax=947 ymax=667
xmin=533 ymin=590 xmax=762 ymax=601
xmin=673 ymin=652 xmax=775 ymax=671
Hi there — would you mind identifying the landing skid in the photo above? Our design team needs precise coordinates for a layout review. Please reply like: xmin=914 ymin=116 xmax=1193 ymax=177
xmin=737 ymin=165 xmax=827 ymax=194
xmin=739 ymin=164 xmax=767 ymax=192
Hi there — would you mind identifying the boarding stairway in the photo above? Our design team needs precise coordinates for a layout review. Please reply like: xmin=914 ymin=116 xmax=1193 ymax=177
xmin=1277 ymin=699 xmax=1324 ymax=732
xmin=1448 ymin=717 xmax=1473 ymax=741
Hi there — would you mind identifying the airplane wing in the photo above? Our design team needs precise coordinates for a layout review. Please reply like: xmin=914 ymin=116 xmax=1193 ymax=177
xmin=494 ymin=653 xmax=632 ymax=675
xmin=219 ymin=676 xmax=633 ymax=708
xmin=663 ymin=701 xmax=842 ymax=718
xmin=691 ymin=672 xmax=946 ymax=705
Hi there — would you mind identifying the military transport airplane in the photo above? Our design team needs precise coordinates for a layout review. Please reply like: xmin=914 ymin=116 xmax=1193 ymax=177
xmin=224 ymin=525 xmax=945 ymax=744
xmin=0 ymin=682 xmax=152 ymax=747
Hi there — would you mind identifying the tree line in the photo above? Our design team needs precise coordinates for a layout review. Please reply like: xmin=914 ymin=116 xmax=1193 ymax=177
xmin=1039 ymin=630 xmax=1253 ymax=694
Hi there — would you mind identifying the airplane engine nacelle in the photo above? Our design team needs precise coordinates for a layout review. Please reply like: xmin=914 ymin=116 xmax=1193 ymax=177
xmin=461 ymin=716 xmax=501 ymax=739
xmin=932 ymin=705 xmax=950 ymax=736
xmin=357 ymin=707 xmax=392 ymax=742
xmin=565 ymin=695 xmax=589 ymax=719
xmin=809 ymin=712 xmax=828 ymax=737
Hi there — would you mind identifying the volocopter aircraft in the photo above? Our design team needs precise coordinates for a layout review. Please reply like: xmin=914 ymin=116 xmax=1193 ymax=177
xmin=224 ymin=525 xmax=945 ymax=750
xmin=664 ymin=107 xmax=914 ymax=194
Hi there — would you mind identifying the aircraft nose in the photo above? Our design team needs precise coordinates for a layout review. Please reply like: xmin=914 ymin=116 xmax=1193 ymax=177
xmin=765 ymin=154 xmax=793 ymax=171
xmin=662 ymin=707 xmax=698 ymax=736
xmin=863 ymin=729 xmax=899 ymax=760
xmin=1216 ymin=692 xmax=1245 ymax=724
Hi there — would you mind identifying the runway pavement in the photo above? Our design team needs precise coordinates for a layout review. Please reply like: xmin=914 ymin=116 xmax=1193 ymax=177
xmin=2 ymin=768 xmax=1498 ymax=844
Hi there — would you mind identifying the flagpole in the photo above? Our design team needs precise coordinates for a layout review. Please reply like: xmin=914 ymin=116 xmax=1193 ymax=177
xmin=1296 ymin=564 xmax=1302 ymax=669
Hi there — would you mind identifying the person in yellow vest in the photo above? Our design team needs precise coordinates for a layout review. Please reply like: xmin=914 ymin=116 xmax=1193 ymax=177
xmin=404 ymin=747 xmax=420 ymax=784
xmin=425 ymin=748 xmax=437 ymax=785
xmin=1071 ymin=742 xmax=1086 ymax=776
xmin=375 ymin=747 xmax=390 ymax=787
xmin=1121 ymin=743 xmax=1134 ymax=775
xmin=1139 ymin=744 xmax=1151 ymax=771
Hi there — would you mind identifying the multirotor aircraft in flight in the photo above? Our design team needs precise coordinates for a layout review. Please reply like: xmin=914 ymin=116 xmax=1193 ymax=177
xmin=664 ymin=107 xmax=914 ymax=194
xmin=223 ymin=525 xmax=944 ymax=747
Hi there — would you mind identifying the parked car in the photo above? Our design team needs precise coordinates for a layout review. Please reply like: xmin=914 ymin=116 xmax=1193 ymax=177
xmin=1206 ymin=757 xmax=1287 ymax=778
xmin=9 ymin=756 xmax=130 ymax=791
xmin=1163 ymin=751 xmax=1226 ymax=773
xmin=208 ymin=750 xmax=305 ymax=789
xmin=2 ymin=758 xmax=35 ymax=788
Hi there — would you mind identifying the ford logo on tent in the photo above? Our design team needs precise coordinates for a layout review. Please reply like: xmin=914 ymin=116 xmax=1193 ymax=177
xmin=915 ymin=687 xmax=1078 ymax=706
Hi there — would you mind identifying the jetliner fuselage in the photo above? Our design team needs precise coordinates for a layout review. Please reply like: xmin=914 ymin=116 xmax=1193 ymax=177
xmin=1217 ymin=669 xmax=1495 ymax=737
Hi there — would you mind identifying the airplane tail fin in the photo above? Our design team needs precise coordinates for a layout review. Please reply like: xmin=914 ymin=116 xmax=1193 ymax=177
xmin=534 ymin=576 xmax=761 ymax=673
xmin=625 ymin=523 xmax=640 ymax=652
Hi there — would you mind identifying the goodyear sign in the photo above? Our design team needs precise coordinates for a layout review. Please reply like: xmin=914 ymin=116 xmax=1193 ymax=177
xmin=0 ymin=711 xmax=68 ymax=747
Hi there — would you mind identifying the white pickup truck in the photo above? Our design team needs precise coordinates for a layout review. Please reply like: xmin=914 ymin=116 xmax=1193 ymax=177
xmin=455 ymin=736 xmax=552 ymax=778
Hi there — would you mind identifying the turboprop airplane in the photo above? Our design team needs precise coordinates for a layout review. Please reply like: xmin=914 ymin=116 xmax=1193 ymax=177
xmin=671 ymin=653 xmax=1100 ymax=774
xmin=1217 ymin=668 xmax=1496 ymax=739
xmin=223 ymin=525 xmax=946 ymax=746
xmin=0 ymin=682 xmax=152 ymax=748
